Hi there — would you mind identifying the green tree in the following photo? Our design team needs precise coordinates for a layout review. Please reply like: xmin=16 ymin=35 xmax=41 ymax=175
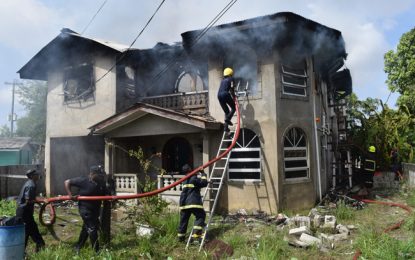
xmin=15 ymin=80 xmax=47 ymax=143
xmin=347 ymin=94 xmax=414 ymax=168
xmin=384 ymin=27 xmax=415 ymax=113
xmin=0 ymin=124 xmax=11 ymax=137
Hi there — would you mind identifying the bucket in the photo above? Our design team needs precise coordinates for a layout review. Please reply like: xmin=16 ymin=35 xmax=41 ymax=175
xmin=0 ymin=225 xmax=25 ymax=260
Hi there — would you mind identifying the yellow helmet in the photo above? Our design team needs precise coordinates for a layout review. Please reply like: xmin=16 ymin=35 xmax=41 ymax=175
xmin=223 ymin=67 xmax=233 ymax=77
xmin=368 ymin=146 xmax=376 ymax=153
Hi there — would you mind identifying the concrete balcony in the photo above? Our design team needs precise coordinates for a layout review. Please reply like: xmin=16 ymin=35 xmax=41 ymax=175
xmin=141 ymin=91 xmax=208 ymax=113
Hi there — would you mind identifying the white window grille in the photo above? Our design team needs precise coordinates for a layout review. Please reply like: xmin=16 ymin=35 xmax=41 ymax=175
xmin=228 ymin=128 xmax=261 ymax=181
xmin=281 ymin=63 xmax=307 ymax=97
xmin=283 ymin=127 xmax=309 ymax=180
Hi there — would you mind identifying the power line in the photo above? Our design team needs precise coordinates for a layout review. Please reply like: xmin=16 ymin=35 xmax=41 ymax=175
xmin=81 ymin=0 xmax=108 ymax=35
xmin=145 ymin=0 xmax=238 ymax=92
xmin=95 ymin=0 xmax=167 ymax=84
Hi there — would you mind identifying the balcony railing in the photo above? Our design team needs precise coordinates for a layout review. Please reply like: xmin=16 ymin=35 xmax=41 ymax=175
xmin=141 ymin=91 xmax=208 ymax=111
xmin=114 ymin=173 xmax=138 ymax=194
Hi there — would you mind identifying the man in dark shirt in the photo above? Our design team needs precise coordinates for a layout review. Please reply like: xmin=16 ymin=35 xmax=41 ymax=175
xmin=65 ymin=165 xmax=108 ymax=253
xmin=16 ymin=169 xmax=45 ymax=252
xmin=217 ymin=67 xmax=236 ymax=133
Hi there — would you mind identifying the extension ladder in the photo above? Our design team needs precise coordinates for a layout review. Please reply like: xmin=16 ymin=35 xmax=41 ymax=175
xmin=185 ymin=126 xmax=236 ymax=251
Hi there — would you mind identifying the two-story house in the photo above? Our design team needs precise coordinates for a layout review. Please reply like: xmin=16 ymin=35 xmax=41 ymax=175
xmin=19 ymin=12 xmax=352 ymax=212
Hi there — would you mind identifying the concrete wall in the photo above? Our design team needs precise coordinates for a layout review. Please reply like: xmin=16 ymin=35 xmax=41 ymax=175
xmin=0 ymin=165 xmax=45 ymax=198
xmin=44 ymin=54 xmax=117 ymax=195
xmin=207 ymin=51 xmax=330 ymax=212
xmin=49 ymin=136 xmax=104 ymax=195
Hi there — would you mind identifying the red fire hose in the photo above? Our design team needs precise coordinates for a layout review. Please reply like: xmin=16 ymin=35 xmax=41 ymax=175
xmin=37 ymin=98 xmax=241 ymax=226
xmin=353 ymin=199 xmax=412 ymax=260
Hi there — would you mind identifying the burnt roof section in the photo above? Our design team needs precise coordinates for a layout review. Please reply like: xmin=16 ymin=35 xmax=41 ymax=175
xmin=181 ymin=12 xmax=346 ymax=75
xmin=89 ymin=102 xmax=220 ymax=134
xmin=0 ymin=137 xmax=31 ymax=149
xmin=18 ymin=28 xmax=132 ymax=80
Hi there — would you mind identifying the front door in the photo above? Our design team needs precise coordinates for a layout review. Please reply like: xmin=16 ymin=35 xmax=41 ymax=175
xmin=162 ymin=137 xmax=193 ymax=173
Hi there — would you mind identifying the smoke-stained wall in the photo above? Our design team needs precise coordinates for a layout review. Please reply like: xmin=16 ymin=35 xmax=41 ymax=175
xmin=49 ymin=136 xmax=104 ymax=195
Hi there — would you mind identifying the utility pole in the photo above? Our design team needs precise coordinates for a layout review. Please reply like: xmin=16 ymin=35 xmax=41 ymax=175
xmin=4 ymin=80 xmax=23 ymax=137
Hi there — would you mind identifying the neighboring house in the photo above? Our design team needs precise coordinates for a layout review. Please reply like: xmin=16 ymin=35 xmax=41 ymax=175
xmin=0 ymin=137 xmax=41 ymax=166
xmin=19 ymin=12 xmax=352 ymax=212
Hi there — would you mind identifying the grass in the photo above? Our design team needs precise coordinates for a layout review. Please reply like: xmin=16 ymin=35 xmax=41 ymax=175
xmin=0 ymin=199 xmax=16 ymax=216
xmin=18 ymin=183 xmax=415 ymax=260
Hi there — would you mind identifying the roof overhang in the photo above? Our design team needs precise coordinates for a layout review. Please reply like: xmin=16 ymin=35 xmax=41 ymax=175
xmin=18 ymin=28 xmax=132 ymax=80
xmin=89 ymin=102 xmax=221 ymax=136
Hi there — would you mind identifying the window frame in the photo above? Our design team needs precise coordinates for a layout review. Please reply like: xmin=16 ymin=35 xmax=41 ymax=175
xmin=283 ymin=127 xmax=310 ymax=182
xmin=280 ymin=63 xmax=309 ymax=99
xmin=63 ymin=63 xmax=95 ymax=103
xmin=228 ymin=128 xmax=262 ymax=182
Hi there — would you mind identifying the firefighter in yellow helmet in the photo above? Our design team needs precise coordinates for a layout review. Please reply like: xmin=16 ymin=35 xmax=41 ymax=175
xmin=362 ymin=145 xmax=377 ymax=188
xmin=217 ymin=67 xmax=236 ymax=133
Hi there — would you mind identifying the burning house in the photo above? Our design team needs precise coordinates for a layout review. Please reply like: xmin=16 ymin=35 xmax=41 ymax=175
xmin=18 ymin=12 xmax=352 ymax=212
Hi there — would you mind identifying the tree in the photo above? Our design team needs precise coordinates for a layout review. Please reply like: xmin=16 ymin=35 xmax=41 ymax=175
xmin=0 ymin=124 xmax=11 ymax=137
xmin=384 ymin=27 xmax=415 ymax=113
xmin=347 ymin=94 xmax=415 ymax=168
xmin=15 ymin=80 xmax=47 ymax=143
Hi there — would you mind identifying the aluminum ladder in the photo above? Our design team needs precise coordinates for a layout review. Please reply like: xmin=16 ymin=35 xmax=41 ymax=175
xmin=185 ymin=126 xmax=236 ymax=251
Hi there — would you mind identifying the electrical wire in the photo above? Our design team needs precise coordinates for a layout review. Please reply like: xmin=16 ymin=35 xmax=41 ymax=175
xmin=80 ymin=0 xmax=108 ymax=35
xmin=144 ymin=0 xmax=238 ymax=92
xmin=95 ymin=0 xmax=167 ymax=84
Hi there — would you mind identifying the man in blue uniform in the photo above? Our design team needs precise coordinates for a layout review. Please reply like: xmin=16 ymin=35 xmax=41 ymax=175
xmin=177 ymin=164 xmax=208 ymax=243
xmin=64 ymin=165 xmax=108 ymax=253
xmin=217 ymin=67 xmax=236 ymax=133
xmin=16 ymin=169 xmax=45 ymax=252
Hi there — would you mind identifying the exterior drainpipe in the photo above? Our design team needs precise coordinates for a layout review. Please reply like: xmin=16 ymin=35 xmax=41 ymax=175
xmin=312 ymin=83 xmax=323 ymax=201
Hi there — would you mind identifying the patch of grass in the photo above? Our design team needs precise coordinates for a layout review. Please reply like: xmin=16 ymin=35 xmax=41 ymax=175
xmin=334 ymin=201 xmax=355 ymax=221
xmin=405 ymin=189 xmax=415 ymax=207
xmin=355 ymin=227 xmax=415 ymax=260
xmin=0 ymin=199 xmax=16 ymax=216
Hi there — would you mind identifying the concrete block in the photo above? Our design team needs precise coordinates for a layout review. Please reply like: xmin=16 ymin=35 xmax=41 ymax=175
xmin=323 ymin=215 xmax=336 ymax=229
xmin=299 ymin=233 xmax=321 ymax=246
xmin=289 ymin=226 xmax=311 ymax=236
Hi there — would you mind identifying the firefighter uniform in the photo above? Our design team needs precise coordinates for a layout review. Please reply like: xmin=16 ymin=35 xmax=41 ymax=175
xmin=16 ymin=169 xmax=45 ymax=252
xmin=177 ymin=165 xmax=208 ymax=243
xmin=218 ymin=67 xmax=236 ymax=133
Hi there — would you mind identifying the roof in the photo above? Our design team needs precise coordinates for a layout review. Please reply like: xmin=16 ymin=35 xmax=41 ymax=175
xmin=0 ymin=137 xmax=31 ymax=150
xmin=181 ymin=12 xmax=346 ymax=76
xmin=90 ymin=102 xmax=221 ymax=134
xmin=18 ymin=28 xmax=133 ymax=80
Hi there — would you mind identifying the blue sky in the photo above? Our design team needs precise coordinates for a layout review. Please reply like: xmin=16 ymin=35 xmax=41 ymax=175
xmin=0 ymin=0 xmax=414 ymax=130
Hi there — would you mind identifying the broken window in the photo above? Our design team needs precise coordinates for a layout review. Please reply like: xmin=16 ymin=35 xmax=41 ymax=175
xmin=281 ymin=62 xmax=308 ymax=97
xmin=228 ymin=128 xmax=261 ymax=181
xmin=63 ymin=63 xmax=94 ymax=102
xmin=283 ymin=127 xmax=309 ymax=180
xmin=174 ymin=71 xmax=205 ymax=93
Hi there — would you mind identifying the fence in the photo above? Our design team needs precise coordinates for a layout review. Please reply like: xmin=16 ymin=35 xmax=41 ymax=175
xmin=402 ymin=163 xmax=415 ymax=188
xmin=0 ymin=165 xmax=44 ymax=199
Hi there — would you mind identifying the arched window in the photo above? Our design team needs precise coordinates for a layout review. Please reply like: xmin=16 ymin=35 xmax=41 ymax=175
xmin=283 ymin=127 xmax=309 ymax=179
xmin=174 ymin=71 xmax=205 ymax=93
xmin=162 ymin=137 xmax=193 ymax=173
xmin=229 ymin=128 xmax=261 ymax=181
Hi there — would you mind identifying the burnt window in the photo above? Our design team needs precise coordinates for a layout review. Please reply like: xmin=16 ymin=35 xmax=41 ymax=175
xmin=174 ymin=71 xmax=205 ymax=93
xmin=228 ymin=128 xmax=261 ymax=181
xmin=63 ymin=63 xmax=94 ymax=102
xmin=283 ymin=127 xmax=309 ymax=180
xmin=281 ymin=62 xmax=307 ymax=97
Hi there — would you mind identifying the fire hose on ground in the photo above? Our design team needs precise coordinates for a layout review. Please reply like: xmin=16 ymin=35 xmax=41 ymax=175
xmin=37 ymin=97 xmax=241 ymax=227
xmin=353 ymin=199 xmax=413 ymax=260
